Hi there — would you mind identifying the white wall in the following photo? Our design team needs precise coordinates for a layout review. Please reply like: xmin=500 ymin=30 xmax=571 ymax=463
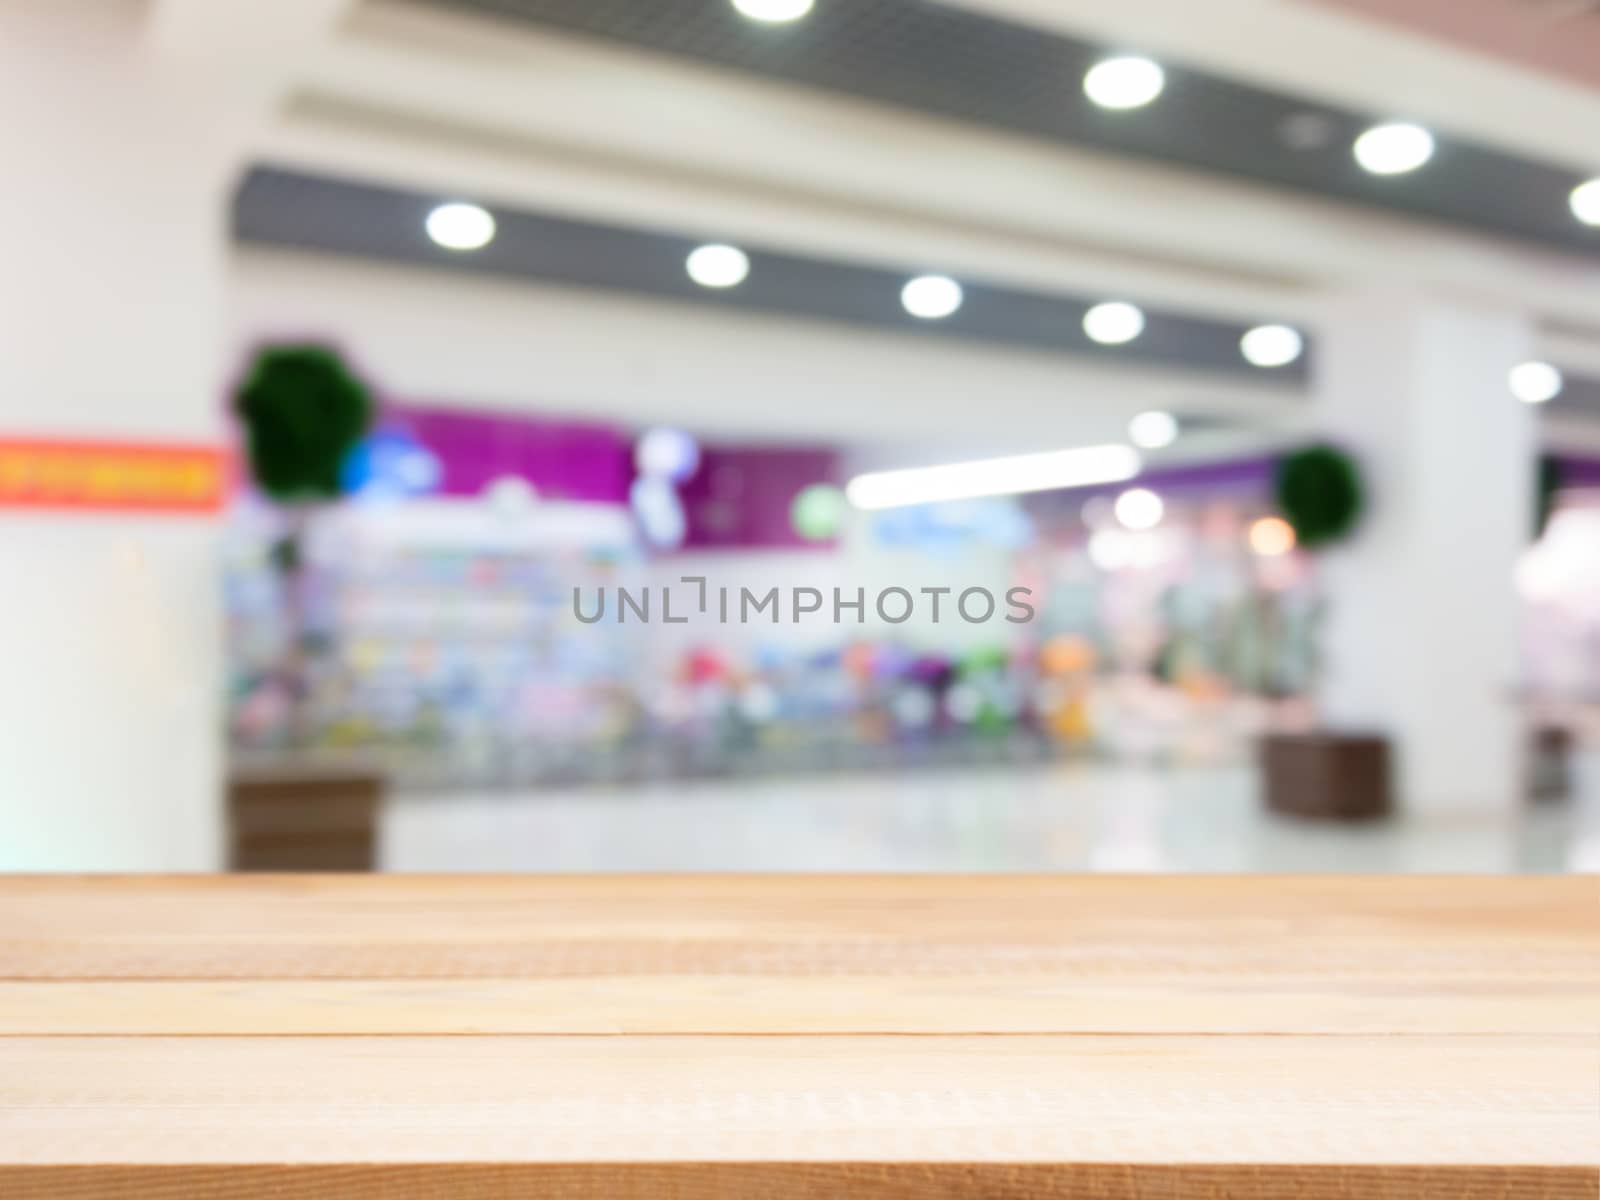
xmin=0 ymin=0 xmax=232 ymax=869
xmin=1316 ymin=292 xmax=1536 ymax=817
xmin=0 ymin=517 xmax=222 ymax=870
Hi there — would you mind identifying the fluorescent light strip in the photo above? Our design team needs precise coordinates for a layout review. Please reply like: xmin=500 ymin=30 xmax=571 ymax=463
xmin=846 ymin=444 xmax=1142 ymax=510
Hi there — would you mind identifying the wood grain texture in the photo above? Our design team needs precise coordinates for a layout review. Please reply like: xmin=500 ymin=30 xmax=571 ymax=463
xmin=1 ymin=1035 xmax=1595 ymax=1164
xmin=4 ymin=1164 xmax=1594 ymax=1200
xmin=0 ymin=876 xmax=1596 ymax=1198
xmin=4 ymin=972 xmax=1596 ymax=1033
xmin=6 ymin=875 xmax=1595 ymax=980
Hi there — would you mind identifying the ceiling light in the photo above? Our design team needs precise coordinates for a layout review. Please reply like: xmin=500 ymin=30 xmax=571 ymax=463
xmin=1240 ymin=324 xmax=1304 ymax=368
xmin=901 ymin=274 xmax=963 ymax=320
xmin=1509 ymin=361 xmax=1562 ymax=405
xmin=1571 ymin=179 xmax=1600 ymax=227
xmin=1083 ymin=56 xmax=1165 ymax=110
xmin=1353 ymin=123 xmax=1434 ymax=175
xmin=1114 ymin=487 xmax=1164 ymax=530
xmin=425 ymin=202 xmax=495 ymax=251
xmin=1128 ymin=410 xmax=1178 ymax=449
xmin=1084 ymin=301 xmax=1145 ymax=345
xmin=731 ymin=0 xmax=813 ymax=22
xmin=846 ymin=444 xmax=1141 ymax=510
xmin=686 ymin=243 xmax=750 ymax=288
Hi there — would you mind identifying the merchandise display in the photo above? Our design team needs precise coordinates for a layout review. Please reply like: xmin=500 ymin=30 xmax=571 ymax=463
xmin=225 ymin=449 xmax=1328 ymax=788
xmin=226 ymin=496 xmax=647 ymax=786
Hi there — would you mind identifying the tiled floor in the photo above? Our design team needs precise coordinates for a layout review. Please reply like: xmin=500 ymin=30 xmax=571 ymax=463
xmin=384 ymin=763 xmax=1600 ymax=873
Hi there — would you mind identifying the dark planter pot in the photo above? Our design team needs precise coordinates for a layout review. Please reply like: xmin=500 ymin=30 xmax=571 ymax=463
xmin=228 ymin=766 xmax=384 ymax=871
xmin=1259 ymin=732 xmax=1392 ymax=821
xmin=1528 ymin=725 xmax=1572 ymax=802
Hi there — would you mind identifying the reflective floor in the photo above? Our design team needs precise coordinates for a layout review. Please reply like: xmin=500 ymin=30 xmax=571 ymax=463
xmin=385 ymin=763 xmax=1600 ymax=874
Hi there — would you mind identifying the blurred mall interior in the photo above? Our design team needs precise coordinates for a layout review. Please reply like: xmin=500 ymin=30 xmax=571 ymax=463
xmin=3 ymin=0 xmax=1600 ymax=872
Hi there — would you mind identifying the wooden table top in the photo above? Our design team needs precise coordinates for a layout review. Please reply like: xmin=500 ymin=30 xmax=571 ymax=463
xmin=1 ymin=875 xmax=1596 ymax=1198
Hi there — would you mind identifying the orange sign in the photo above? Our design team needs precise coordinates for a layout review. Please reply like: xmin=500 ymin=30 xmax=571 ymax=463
xmin=0 ymin=438 xmax=226 ymax=513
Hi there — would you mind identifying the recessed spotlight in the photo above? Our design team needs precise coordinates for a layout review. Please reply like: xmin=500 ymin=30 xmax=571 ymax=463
xmin=1128 ymin=410 xmax=1178 ymax=449
xmin=425 ymin=202 xmax=495 ymax=251
xmin=1509 ymin=361 xmax=1562 ymax=405
xmin=1084 ymin=301 xmax=1145 ymax=345
xmin=1114 ymin=487 xmax=1164 ymax=530
xmin=686 ymin=243 xmax=750 ymax=288
xmin=1083 ymin=56 xmax=1165 ymax=110
xmin=731 ymin=0 xmax=813 ymax=22
xmin=901 ymin=274 xmax=963 ymax=320
xmin=1571 ymin=179 xmax=1600 ymax=227
xmin=1353 ymin=122 xmax=1434 ymax=175
xmin=1241 ymin=324 xmax=1304 ymax=368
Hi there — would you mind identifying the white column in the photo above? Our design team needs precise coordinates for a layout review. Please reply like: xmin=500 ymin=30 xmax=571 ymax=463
xmin=0 ymin=2 xmax=241 ymax=868
xmin=1315 ymin=290 xmax=1536 ymax=818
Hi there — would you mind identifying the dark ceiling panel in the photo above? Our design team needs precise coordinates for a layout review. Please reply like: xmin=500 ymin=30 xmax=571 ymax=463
xmin=1551 ymin=374 xmax=1600 ymax=421
xmin=423 ymin=0 xmax=1600 ymax=257
xmin=233 ymin=165 xmax=1309 ymax=383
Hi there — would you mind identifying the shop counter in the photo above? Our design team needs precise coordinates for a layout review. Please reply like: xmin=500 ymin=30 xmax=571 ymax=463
xmin=0 ymin=876 xmax=1596 ymax=1197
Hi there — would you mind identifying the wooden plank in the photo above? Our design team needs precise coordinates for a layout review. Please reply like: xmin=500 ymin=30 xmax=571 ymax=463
xmin=4 ymin=876 xmax=1595 ymax=981
xmin=0 ymin=878 xmax=1595 ymax=1196
xmin=1 ymin=974 xmax=1596 ymax=1034
xmin=0 ymin=1035 xmax=1594 ymax=1169
xmin=2 ymin=1163 xmax=1594 ymax=1200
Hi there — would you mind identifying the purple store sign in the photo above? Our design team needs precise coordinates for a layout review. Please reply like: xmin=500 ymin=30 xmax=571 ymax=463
xmin=387 ymin=405 xmax=632 ymax=504
xmin=384 ymin=406 xmax=839 ymax=550
xmin=679 ymin=446 xmax=839 ymax=551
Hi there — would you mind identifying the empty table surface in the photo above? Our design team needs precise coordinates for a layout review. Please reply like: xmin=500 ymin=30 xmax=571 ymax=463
xmin=0 ymin=875 xmax=1596 ymax=1197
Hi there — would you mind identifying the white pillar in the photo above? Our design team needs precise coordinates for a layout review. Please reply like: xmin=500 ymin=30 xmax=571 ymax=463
xmin=1315 ymin=290 xmax=1536 ymax=818
xmin=0 ymin=2 xmax=240 ymax=868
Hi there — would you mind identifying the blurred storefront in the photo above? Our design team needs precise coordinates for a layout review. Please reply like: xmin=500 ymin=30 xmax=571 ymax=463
xmin=226 ymin=400 xmax=1600 ymax=798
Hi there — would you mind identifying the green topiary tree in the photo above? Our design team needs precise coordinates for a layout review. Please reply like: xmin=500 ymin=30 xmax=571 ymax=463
xmin=232 ymin=345 xmax=375 ymax=742
xmin=1274 ymin=443 xmax=1365 ymax=549
xmin=235 ymin=344 xmax=374 ymax=503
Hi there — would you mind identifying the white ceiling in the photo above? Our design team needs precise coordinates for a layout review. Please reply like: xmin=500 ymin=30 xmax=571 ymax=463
xmin=215 ymin=0 xmax=1600 ymax=446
